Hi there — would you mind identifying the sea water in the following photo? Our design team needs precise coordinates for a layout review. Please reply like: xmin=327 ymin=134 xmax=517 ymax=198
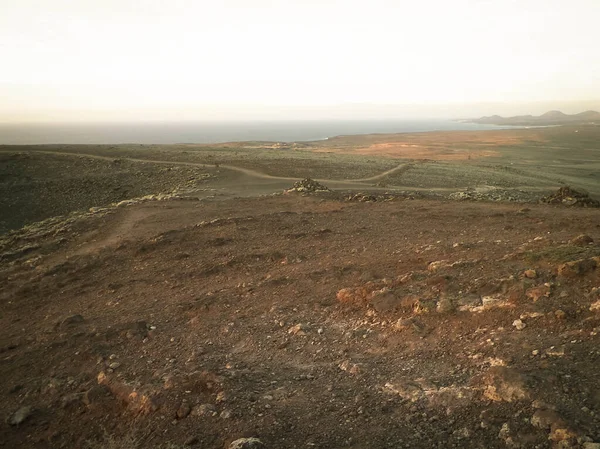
xmin=0 ymin=120 xmax=514 ymax=145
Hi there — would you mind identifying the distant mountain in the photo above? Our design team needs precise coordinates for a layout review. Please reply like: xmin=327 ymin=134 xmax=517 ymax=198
xmin=471 ymin=110 xmax=600 ymax=126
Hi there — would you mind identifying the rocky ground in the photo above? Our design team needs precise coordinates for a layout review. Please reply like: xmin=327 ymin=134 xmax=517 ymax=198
xmin=1 ymin=190 xmax=600 ymax=449
xmin=0 ymin=152 xmax=217 ymax=234
xmin=1 ymin=126 xmax=599 ymax=448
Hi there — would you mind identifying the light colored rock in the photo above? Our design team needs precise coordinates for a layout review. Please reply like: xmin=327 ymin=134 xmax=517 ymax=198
xmin=339 ymin=360 xmax=361 ymax=375
xmin=523 ymin=269 xmax=537 ymax=279
xmin=482 ymin=367 xmax=529 ymax=402
xmin=570 ymin=234 xmax=594 ymax=246
xmin=583 ymin=443 xmax=600 ymax=449
xmin=526 ymin=284 xmax=551 ymax=302
xmin=191 ymin=403 xmax=217 ymax=417
xmin=512 ymin=319 xmax=526 ymax=330
xmin=287 ymin=324 xmax=307 ymax=336
xmin=229 ymin=438 xmax=265 ymax=449
xmin=590 ymin=301 xmax=600 ymax=312
xmin=7 ymin=406 xmax=34 ymax=425
xmin=220 ymin=409 xmax=233 ymax=419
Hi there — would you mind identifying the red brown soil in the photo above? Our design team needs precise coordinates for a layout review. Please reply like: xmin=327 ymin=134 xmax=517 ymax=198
xmin=311 ymin=129 xmax=549 ymax=160
xmin=1 ymin=194 xmax=600 ymax=448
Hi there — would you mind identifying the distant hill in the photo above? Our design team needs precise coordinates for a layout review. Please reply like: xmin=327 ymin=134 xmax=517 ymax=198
xmin=471 ymin=110 xmax=600 ymax=126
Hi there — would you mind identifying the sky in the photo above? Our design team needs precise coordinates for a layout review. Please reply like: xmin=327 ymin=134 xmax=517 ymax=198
xmin=1 ymin=0 xmax=599 ymax=122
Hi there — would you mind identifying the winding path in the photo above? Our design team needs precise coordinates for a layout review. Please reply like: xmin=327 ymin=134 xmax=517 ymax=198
xmin=0 ymin=149 xmax=411 ymax=185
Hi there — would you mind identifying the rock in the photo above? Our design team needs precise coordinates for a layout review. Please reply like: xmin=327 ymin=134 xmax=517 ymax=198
xmin=570 ymin=234 xmax=594 ymax=246
xmin=498 ymin=422 xmax=518 ymax=447
xmin=583 ymin=443 xmax=600 ymax=449
xmin=512 ymin=319 xmax=526 ymax=330
xmin=531 ymin=409 xmax=565 ymax=430
xmin=558 ymin=258 xmax=597 ymax=277
xmin=286 ymin=178 xmax=330 ymax=193
xmin=60 ymin=314 xmax=84 ymax=328
xmin=523 ymin=269 xmax=537 ymax=279
xmin=526 ymin=284 xmax=551 ymax=302
xmin=61 ymin=393 xmax=84 ymax=408
xmin=108 ymin=362 xmax=121 ymax=370
xmin=229 ymin=438 xmax=266 ymax=449
xmin=191 ymin=403 xmax=217 ymax=417
xmin=549 ymin=427 xmax=578 ymax=445
xmin=590 ymin=301 xmax=600 ymax=312
xmin=176 ymin=402 xmax=192 ymax=419
xmin=436 ymin=297 xmax=455 ymax=313
xmin=554 ymin=309 xmax=567 ymax=319
xmin=220 ymin=409 xmax=233 ymax=419
xmin=428 ymin=260 xmax=449 ymax=273
xmin=541 ymin=186 xmax=600 ymax=207
xmin=339 ymin=360 xmax=361 ymax=375
xmin=287 ymin=324 xmax=307 ymax=336
xmin=370 ymin=290 xmax=400 ymax=313
xmin=481 ymin=366 xmax=529 ymax=402
xmin=337 ymin=287 xmax=365 ymax=305
xmin=7 ymin=406 xmax=34 ymax=425
xmin=97 ymin=371 xmax=160 ymax=414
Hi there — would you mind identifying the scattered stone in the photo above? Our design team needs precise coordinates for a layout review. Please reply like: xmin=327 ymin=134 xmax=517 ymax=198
xmin=590 ymin=301 xmax=600 ymax=312
xmin=571 ymin=234 xmax=594 ymax=246
xmin=541 ymin=186 xmax=600 ymax=207
xmin=428 ymin=260 xmax=449 ymax=273
xmin=287 ymin=324 xmax=307 ymax=336
xmin=549 ymin=427 xmax=578 ymax=445
xmin=220 ymin=409 xmax=233 ymax=419
xmin=61 ymin=393 xmax=84 ymax=408
xmin=336 ymin=287 xmax=369 ymax=305
xmin=108 ymin=362 xmax=121 ymax=370
xmin=555 ymin=309 xmax=567 ymax=319
xmin=481 ymin=366 xmax=529 ymax=402
xmin=339 ymin=360 xmax=361 ymax=375
xmin=526 ymin=284 xmax=551 ymax=302
xmin=436 ymin=297 xmax=455 ymax=313
xmin=512 ymin=319 xmax=526 ymax=330
xmin=394 ymin=317 xmax=426 ymax=334
xmin=176 ymin=402 xmax=192 ymax=419
xmin=286 ymin=178 xmax=330 ymax=193
xmin=229 ymin=438 xmax=266 ymax=449
xmin=523 ymin=269 xmax=537 ymax=279
xmin=97 ymin=371 xmax=160 ymax=414
xmin=191 ymin=403 xmax=217 ymax=417
xmin=558 ymin=258 xmax=598 ymax=277
xmin=531 ymin=408 xmax=565 ymax=430
xmin=497 ymin=422 xmax=518 ymax=447
xmin=583 ymin=443 xmax=600 ymax=449
xmin=7 ymin=406 xmax=34 ymax=426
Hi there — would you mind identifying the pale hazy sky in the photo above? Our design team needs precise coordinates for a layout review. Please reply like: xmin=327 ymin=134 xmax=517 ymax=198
xmin=1 ymin=0 xmax=599 ymax=122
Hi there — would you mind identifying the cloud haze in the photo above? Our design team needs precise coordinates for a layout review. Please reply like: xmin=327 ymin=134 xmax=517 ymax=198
xmin=1 ymin=0 xmax=599 ymax=122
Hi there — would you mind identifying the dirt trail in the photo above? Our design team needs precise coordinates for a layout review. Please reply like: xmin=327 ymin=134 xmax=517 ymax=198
xmin=0 ymin=149 xmax=409 ymax=186
xmin=73 ymin=208 xmax=156 ymax=256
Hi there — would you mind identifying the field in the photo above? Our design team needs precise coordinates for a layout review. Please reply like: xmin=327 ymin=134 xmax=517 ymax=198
xmin=1 ymin=125 xmax=600 ymax=449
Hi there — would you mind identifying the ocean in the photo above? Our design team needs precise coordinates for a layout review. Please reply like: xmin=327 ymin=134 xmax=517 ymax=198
xmin=0 ymin=120 xmax=511 ymax=145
